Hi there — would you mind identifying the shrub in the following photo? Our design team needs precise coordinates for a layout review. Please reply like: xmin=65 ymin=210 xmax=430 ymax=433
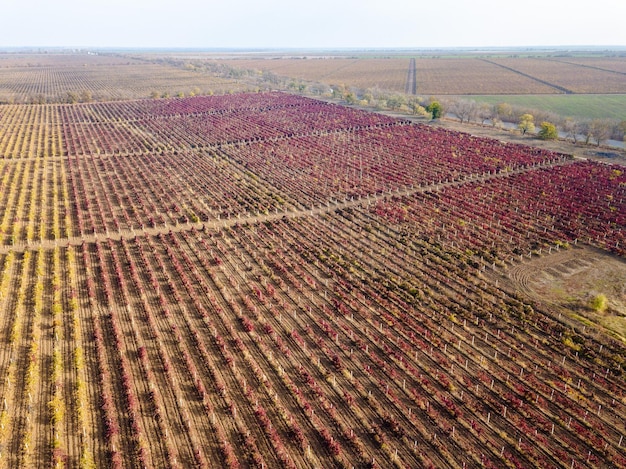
xmin=589 ymin=293 xmax=608 ymax=313
xmin=538 ymin=121 xmax=558 ymax=140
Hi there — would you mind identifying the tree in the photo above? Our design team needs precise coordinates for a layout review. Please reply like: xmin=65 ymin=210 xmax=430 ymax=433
xmin=449 ymin=99 xmax=478 ymax=124
xmin=79 ymin=90 xmax=93 ymax=103
xmin=408 ymin=98 xmax=427 ymax=116
xmin=344 ymin=92 xmax=357 ymax=105
xmin=589 ymin=119 xmax=612 ymax=146
xmin=538 ymin=122 xmax=558 ymax=140
xmin=562 ymin=118 xmax=581 ymax=143
xmin=495 ymin=102 xmax=513 ymax=122
xmin=477 ymin=103 xmax=494 ymax=125
xmin=618 ymin=120 xmax=626 ymax=141
xmin=580 ymin=121 xmax=594 ymax=145
xmin=518 ymin=114 xmax=535 ymax=135
xmin=330 ymin=84 xmax=350 ymax=101
xmin=386 ymin=95 xmax=406 ymax=110
xmin=426 ymin=100 xmax=442 ymax=119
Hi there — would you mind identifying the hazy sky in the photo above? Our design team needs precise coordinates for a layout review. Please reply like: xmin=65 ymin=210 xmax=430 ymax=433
xmin=2 ymin=0 xmax=625 ymax=49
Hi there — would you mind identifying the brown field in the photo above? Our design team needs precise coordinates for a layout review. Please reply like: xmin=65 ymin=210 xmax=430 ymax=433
xmin=0 ymin=85 xmax=625 ymax=469
xmin=216 ymin=58 xmax=409 ymax=91
xmin=487 ymin=57 xmax=626 ymax=94
xmin=550 ymin=57 xmax=626 ymax=74
xmin=214 ymin=55 xmax=626 ymax=95
xmin=0 ymin=53 xmax=251 ymax=103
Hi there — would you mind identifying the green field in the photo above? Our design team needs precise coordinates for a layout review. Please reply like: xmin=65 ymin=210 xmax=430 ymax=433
xmin=469 ymin=94 xmax=626 ymax=121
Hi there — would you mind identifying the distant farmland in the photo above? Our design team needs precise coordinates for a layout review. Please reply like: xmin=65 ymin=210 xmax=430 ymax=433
xmin=0 ymin=53 xmax=251 ymax=103
xmin=214 ymin=55 xmax=626 ymax=95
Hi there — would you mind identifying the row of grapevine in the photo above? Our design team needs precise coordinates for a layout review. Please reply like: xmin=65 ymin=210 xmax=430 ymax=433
xmin=0 ymin=104 xmax=63 ymax=158
xmin=0 ymin=90 xmax=623 ymax=467
xmin=371 ymin=160 xmax=626 ymax=261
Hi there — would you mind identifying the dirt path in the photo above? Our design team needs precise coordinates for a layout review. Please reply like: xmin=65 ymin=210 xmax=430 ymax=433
xmin=405 ymin=58 xmax=417 ymax=95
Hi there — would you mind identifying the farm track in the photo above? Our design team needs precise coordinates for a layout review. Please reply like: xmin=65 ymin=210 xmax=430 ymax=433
xmin=405 ymin=58 xmax=417 ymax=95
xmin=169 ymin=235 xmax=319 ymax=466
xmin=85 ymin=243 xmax=140 ymax=468
xmin=0 ymin=155 xmax=575 ymax=257
xmin=141 ymin=233 xmax=257 ymax=468
xmin=479 ymin=59 xmax=574 ymax=94
xmin=6 ymin=250 xmax=36 ymax=468
xmin=72 ymin=245 xmax=109 ymax=468
xmin=59 ymin=247 xmax=83 ymax=468
xmin=316 ymin=211 xmax=626 ymax=466
xmin=101 ymin=239 xmax=174 ymax=468
xmin=33 ymin=250 xmax=53 ymax=468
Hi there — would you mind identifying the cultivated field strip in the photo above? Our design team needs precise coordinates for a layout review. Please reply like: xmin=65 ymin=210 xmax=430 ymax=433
xmin=487 ymin=57 xmax=626 ymax=94
xmin=479 ymin=59 xmax=573 ymax=94
xmin=0 ymin=92 xmax=624 ymax=468
xmin=0 ymin=56 xmax=250 ymax=104
xmin=0 ymin=105 xmax=64 ymax=158
xmin=548 ymin=57 xmax=626 ymax=75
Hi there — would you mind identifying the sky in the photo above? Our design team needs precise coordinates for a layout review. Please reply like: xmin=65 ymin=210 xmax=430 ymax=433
xmin=2 ymin=0 xmax=625 ymax=49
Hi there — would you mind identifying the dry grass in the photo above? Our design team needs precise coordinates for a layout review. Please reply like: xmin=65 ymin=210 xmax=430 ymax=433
xmin=503 ymin=245 xmax=626 ymax=341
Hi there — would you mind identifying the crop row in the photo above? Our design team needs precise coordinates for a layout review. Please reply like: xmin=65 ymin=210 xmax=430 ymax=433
xmin=0 ymin=90 xmax=623 ymax=468
xmin=371 ymin=160 xmax=626 ymax=261
xmin=487 ymin=58 xmax=626 ymax=94
xmin=224 ymin=123 xmax=569 ymax=207
xmin=0 ymin=92 xmax=398 ymax=159
xmin=0 ymin=104 xmax=64 ymax=158
xmin=2 ymin=209 xmax=623 ymax=467
xmin=51 ymin=211 xmax=624 ymax=467
xmin=0 ymin=157 xmax=70 ymax=246
xmin=59 ymin=94 xmax=397 ymax=156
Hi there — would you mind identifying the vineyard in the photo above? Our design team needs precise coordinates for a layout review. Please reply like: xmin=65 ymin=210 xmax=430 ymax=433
xmin=0 ymin=54 xmax=250 ymax=103
xmin=0 ymin=91 xmax=625 ymax=468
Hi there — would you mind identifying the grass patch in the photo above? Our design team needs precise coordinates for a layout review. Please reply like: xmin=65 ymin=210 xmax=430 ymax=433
xmin=469 ymin=94 xmax=626 ymax=121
